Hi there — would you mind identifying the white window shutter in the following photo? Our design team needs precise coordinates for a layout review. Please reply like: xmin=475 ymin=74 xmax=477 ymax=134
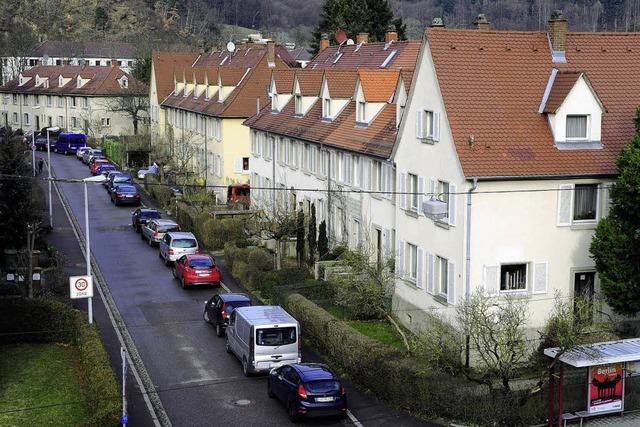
xmin=418 ymin=176 xmax=425 ymax=216
xmin=415 ymin=110 xmax=423 ymax=138
xmin=427 ymin=253 xmax=435 ymax=294
xmin=397 ymin=241 xmax=405 ymax=277
xmin=447 ymin=261 xmax=455 ymax=304
xmin=601 ymin=184 xmax=611 ymax=218
xmin=364 ymin=159 xmax=371 ymax=190
xmin=483 ymin=265 xmax=499 ymax=295
xmin=433 ymin=112 xmax=440 ymax=141
xmin=381 ymin=165 xmax=388 ymax=198
xmin=416 ymin=247 xmax=425 ymax=289
xmin=234 ymin=158 xmax=243 ymax=173
xmin=533 ymin=262 xmax=548 ymax=294
xmin=448 ymin=183 xmax=457 ymax=226
xmin=557 ymin=184 xmax=574 ymax=226
xmin=399 ymin=173 xmax=407 ymax=209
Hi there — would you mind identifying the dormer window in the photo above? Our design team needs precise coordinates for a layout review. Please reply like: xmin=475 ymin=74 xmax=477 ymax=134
xmin=59 ymin=75 xmax=64 ymax=87
xmin=357 ymin=101 xmax=366 ymax=123
xmin=272 ymin=93 xmax=279 ymax=112
xmin=323 ymin=98 xmax=331 ymax=119
xmin=295 ymin=95 xmax=303 ymax=116
xmin=566 ymin=115 xmax=588 ymax=140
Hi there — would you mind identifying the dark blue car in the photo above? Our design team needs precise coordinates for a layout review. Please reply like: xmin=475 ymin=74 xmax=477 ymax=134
xmin=267 ymin=363 xmax=347 ymax=421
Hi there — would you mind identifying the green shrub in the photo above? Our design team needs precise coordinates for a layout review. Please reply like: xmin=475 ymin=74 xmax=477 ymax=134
xmin=176 ymin=202 xmax=197 ymax=232
xmin=202 ymin=217 xmax=247 ymax=250
xmin=146 ymin=175 xmax=172 ymax=208
xmin=320 ymin=245 xmax=348 ymax=261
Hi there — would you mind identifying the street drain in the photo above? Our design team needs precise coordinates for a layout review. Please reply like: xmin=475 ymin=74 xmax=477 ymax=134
xmin=234 ymin=399 xmax=251 ymax=407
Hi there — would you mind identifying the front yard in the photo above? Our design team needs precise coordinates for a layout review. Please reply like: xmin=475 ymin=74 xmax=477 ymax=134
xmin=325 ymin=305 xmax=406 ymax=349
xmin=0 ymin=343 xmax=90 ymax=426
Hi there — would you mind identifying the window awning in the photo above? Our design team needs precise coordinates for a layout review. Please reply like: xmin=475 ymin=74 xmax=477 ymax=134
xmin=544 ymin=338 xmax=640 ymax=368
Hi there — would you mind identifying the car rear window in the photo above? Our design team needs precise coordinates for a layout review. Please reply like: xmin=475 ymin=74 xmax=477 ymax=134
xmin=158 ymin=225 xmax=179 ymax=233
xmin=224 ymin=301 xmax=250 ymax=314
xmin=113 ymin=176 xmax=131 ymax=183
xmin=173 ymin=238 xmax=197 ymax=248
xmin=256 ymin=327 xmax=296 ymax=346
xmin=142 ymin=211 xmax=161 ymax=219
xmin=189 ymin=258 xmax=214 ymax=268
xmin=117 ymin=186 xmax=136 ymax=193
xmin=305 ymin=380 xmax=340 ymax=393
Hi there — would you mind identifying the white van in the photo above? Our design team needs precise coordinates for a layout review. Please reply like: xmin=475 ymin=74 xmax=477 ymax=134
xmin=226 ymin=306 xmax=301 ymax=376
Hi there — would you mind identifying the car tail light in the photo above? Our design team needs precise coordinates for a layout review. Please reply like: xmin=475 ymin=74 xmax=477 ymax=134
xmin=169 ymin=248 xmax=174 ymax=255
xmin=297 ymin=384 xmax=308 ymax=400
xmin=153 ymin=231 xmax=159 ymax=237
xmin=195 ymin=248 xmax=200 ymax=254
xmin=221 ymin=304 xmax=229 ymax=319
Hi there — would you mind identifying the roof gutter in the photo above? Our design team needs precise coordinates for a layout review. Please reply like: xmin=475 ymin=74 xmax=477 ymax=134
xmin=468 ymin=173 xmax=617 ymax=182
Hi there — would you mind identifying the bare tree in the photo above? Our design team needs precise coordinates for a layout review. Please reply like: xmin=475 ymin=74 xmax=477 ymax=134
xmin=247 ymin=200 xmax=297 ymax=270
xmin=106 ymin=93 xmax=149 ymax=135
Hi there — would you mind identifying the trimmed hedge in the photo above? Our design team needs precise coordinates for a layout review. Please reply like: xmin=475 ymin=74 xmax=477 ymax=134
xmin=102 ymin=139 xmax=122 ymax=167
xmin=283 ymin=293 xmax=544 ymax=426
xmin=0 ymin=299 xmax=120 ymax=426
xmin=145 ymin=175 xmax=172 ymax=208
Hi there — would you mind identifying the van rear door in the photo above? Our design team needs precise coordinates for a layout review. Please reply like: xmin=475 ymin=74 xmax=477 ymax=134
xmin=252 ymin=324 xmax=299 ymax=372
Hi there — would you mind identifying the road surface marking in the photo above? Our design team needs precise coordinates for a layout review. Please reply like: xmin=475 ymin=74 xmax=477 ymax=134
xmin=347 ymin=409 xmax=364 ymax=427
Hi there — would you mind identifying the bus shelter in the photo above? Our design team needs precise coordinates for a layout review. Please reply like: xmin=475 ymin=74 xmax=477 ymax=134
xmin=544 ymin=337 xmax=640 ymax=426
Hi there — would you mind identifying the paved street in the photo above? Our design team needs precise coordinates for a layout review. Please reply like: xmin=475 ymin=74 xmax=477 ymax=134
xmin=42 ymin=151 xmax=434 ymax=427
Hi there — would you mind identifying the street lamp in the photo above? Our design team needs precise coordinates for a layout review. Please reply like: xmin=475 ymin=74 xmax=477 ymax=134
xmin=46 ymin=126 xmax=60 ymax=228
xmin=31 ymin=105 xmax=40 ymax=177
xmin=83 ymin=174 xmax=106 ymax=324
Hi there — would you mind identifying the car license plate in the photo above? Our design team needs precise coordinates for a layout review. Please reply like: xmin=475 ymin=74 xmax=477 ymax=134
xmin=197 ymin=272 xmax=208 ymax=276
xmin=316 ymin=397 xmax=334 ymax=402
xmin=125 ymin=195 xmax=133 ymax=198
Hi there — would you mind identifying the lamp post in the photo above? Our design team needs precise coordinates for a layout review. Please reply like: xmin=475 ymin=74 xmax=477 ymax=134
xmin=83 ymin=174 xmax=106 ymax=324
xmin=31 ymin=105 xmax=40 ymax=177
xmin=46 ymin=126 xmax=60 ymax=228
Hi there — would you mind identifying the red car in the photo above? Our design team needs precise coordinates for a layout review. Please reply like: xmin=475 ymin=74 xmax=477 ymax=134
xmin=91 ymin=159 xmax=111 ymax=175
xmin=172 ymin=254 xmax=221 ymax=288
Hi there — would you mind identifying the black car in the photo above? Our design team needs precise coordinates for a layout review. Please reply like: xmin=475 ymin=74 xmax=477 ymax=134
xmin=110 ymin=184 xmax=141 ymax=206
xmin=131 ymin=207 xmax=161 ymax=232
xmin=34 ymin=135 xmax=56 ymax=151
xmin=203 ymin=293 xmax=252 ymax=337
xmin=107 ymin=173 xmax=133 ymax=194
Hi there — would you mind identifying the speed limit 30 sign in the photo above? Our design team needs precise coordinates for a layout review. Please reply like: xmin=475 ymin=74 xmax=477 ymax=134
xmin=70 ymin=275 xmax=93 ymax=299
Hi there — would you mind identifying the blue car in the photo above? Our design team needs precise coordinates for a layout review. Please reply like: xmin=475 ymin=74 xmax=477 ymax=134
xmin=267 ymin=363 xmax=347 ymax=421
xmin=55 ymin=132 xmax=87 ymax=155
xmin=96 ymin=163 xmax=117 ymax=176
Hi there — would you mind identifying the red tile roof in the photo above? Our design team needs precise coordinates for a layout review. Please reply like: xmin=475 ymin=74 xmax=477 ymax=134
xmin=543 ymin=71 xmax=581 ymax=113
xmin=0 ymin=65 xmax=146 ymax=96
xmin=358 ymin=70 xmax=399 ymax=102
xmin=308 ymin=40 xmax=421 ymax=70
xmin=325 ymin=70 xmax=358 ymax=98
xmin=295 ymin=70 xmax=324 ymax=96
xmin=152 ymin=52 xmax=199 ymax=101
xmin=426 ymin=28 xmax=640 ymax=178
xmin=30 ymin=40 xmax=137 ymax=59
xmin=272 ymin=69 xmax=296 ymax=93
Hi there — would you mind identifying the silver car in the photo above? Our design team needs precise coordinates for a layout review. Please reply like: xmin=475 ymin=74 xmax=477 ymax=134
xmin=142 ymin=219 xmax=180 ymax=246
xmin=76 ymin=146 xmax=91 ymax=160
xmin=159 ymin=232 xmax=199 ymax=265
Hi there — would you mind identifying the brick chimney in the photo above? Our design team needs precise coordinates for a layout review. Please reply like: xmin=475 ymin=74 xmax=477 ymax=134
xmin=356 ymin=33 xmax=369 ymax=44
xmin=431 ymin=17 xmax=445 ymax=28
xmin=266 ymin=40 xmax=275 ymax=66
xmin=385 ymin=25 xmax=398 ymax=43
xmin=319 ymin=33 xmax=330 ymax=52
xmin=548 ymin=10 xmax=568 ymax=52
xmin=473 ymin=14 xmax=491 ymax=30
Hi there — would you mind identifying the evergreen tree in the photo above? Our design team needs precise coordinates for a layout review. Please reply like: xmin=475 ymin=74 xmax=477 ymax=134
xmin=366 ymin=0 xmax=394 ymax=41
xmin=296 ymin=209 xmax=305 ymax=267
xmin=590 ymin=107 xmax=640 ymax=316
xmin=307 ymin=204 xmax=317 ymax=267
xmin=392 ymin=17 xmax=407 ymax=41
xmin=94 ymin=6 xmax=109 ymax=31
xmin=318 ymin=220 xmax=329 ymax=259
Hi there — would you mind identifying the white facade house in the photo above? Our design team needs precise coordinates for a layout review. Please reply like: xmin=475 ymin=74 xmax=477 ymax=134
xmin=391 ymin=16 xmax=634 ymax=331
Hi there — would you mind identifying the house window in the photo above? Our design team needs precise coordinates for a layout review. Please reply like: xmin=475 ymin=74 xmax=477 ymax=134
xmin=421 ymin=110 xmax=435 ymax=139
xmin=323 ymin=98 xmax=331 ymax=119
xmin=46 ymin=95 xmax=52 ymax=106
xmin=71 ymin=97 xmax=77 ymax=108
xmin=12 ymin=94 xmax=17 ymax=104
xmin=23 ymin=95 xmax=29 ymax=106
xmin=34 ymin=95 xmax=39 ymax=105
xmin=57 ymin=116 xmax=64 ymax=127
xmin=500 ymin=264 xmax=528 ymax=292
xmin=23 ymin=113 xmax=29 ymax=125
xmin=303 ymin=144 xmax=309 ymax=171
xmin=265 ymin=136 xmax=273 ymax=159
xmin=372 ymin=160 xmax=382 ymax=191
xmin=436 ymin=256 xmax=449 ymax=296
xmin=309 ymin=146 xmax=317 ymax=173
xmin=573 ymin=184 xmax=598 ymax=221
xmin=357 ymin=101 xmax=366 ymax=123
xmin=251 ymin=131 xmax=259 ymax=155
xmin=57 ymin=97 xmax=64 ymax=107
xmin=295 ymin=95 xmax=302 ymax=116
xmin=406 ymin=243 xmax=418 ymax=281
xmin=566 ymin=115 xmax=588 ymax=140
xmin=242 ymin=157 xmax=250 ymax=171
xmin=12 ymin=112 xmax=18 ymax=124
xmin=71 ymin=117 xmax=77 ymax=128
xmin=277 ymin=138 xmax=285 ymax=164
xmin=271 ymin=93 xmax=278 ymax=111
xmin=438 ymin=180 xmax=450 ymax=218
xmin=353 ymin=156 xmax=361 ymax=187
xmin=101 ymin=117 xmax=111 ymax=126
xmin=408 ymin=173 xmax=418 ymax=211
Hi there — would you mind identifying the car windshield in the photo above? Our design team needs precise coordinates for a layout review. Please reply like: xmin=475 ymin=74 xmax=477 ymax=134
xmin=173 ymin=239 xmax=196 ymax=248
xmin=158 ymin=225 xmax=179 ymax=233
xmin=224 ymin=301 xmax=250 ymax=314
xmin=256 ymin=327 xmax=296 ymax=346
xmin=305 ymin=380 xmax=340 ymax=393
xmin=189 ymin=258 xmax=214 ymax=268
xmin=142 ymin=211 xmax=161 ymax=219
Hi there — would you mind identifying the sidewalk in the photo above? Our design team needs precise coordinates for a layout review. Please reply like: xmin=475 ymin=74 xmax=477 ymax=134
xmin=35 ymin=153 xmax=155 ymax=427
xmin=581 ymin=410 xmax=640 ymax=426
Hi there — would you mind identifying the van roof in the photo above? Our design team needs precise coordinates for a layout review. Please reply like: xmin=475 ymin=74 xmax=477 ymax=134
xmin=235 ymin=305 xmax=297 ymax=325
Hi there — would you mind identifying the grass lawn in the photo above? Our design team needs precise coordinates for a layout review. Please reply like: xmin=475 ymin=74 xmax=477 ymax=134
xmin=326 ymin=305 xmax=406 ymax=350
xmin=0 ymin=343 xmax=90 ymax=426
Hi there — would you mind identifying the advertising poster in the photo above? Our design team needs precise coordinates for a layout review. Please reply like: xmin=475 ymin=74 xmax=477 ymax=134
xmin=588 ymin=363 xmax=624 ymax=414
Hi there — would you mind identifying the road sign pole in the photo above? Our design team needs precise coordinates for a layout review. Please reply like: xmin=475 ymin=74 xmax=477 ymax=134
xmin=121 ymin=347 xmax=128 ymax=426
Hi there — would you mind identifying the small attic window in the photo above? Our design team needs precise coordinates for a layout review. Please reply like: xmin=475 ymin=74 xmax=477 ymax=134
xmin=58 ymin=75 xmax=64 ymax=87
xmin=271 ymin=93 xmax=279 ymax=112
xmin=120 ymin=76 xmax=129 ymax=89
xmin=295 ymin=95 xmax=303 ymax=115
xmin=357 ymin=101 xmax=367 ymax=123
xmin=323 ymin=98 xmax=331 ymax=119
xmin=566 ymin=115 xmax=588 ymax=140
xmin=380 ymin=50 xmax=397 ymax=68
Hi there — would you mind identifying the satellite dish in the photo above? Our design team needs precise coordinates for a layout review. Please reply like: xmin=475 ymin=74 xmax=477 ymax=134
xmin=226 ymin=41 xmax=236 ymax=53
xmin=346 ymin=39 xmax=355 ymax=45
xmin=335 ymin=29 xmax=347 ymax=44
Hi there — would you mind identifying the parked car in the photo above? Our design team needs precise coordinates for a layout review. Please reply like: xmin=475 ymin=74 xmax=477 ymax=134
xmin=103 ymin=171 xmax=123 ymax=187
xmin=131 ymin=208 xmax=161 ymax=232
xmin=172 ymin=254 xmax=220 ymax=289
xmin=268 ymin=363 xmax=347 ymax=421
xmin=107 ymin=173 xmax=133 ymax=194
xmin=90 ymin=159 xmax=111 ymax=175
xmin=54 ymin=132 xmax=87 ymax=155
xmin=226 ymin=305 xmax=301 ymax=376
xmin=83 ymin=149 xmax=103 ymax=164
xmin=158 ymin=232 xmax=198 ymax=265
xmin=77 ymin=146 xmax=92 ymax=160
xmin=203 ymin=293 xmax=252 ymax=337
xmin=110 ymin=184 xmax=141 ymax=206
xmin=141 ymin=219 xmax=180 ymax=246
xmin=96 ymin=163 xmax=117 ymax=177
xmin=34 ymin=135 xmax=56 ymax=151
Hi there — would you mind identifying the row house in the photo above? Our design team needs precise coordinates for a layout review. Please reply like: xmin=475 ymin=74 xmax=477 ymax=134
xmin=0 ymin=65 xmax=147 ymax=136
xmin=1 ymin=40 xmax=137 ymax=85
xmin=393 ymin=12 xmax=637 ymax=330
xmin=245 ymin=31 xmax=420 ymax=259
xmin=151 ymin=43 xmax=296 ymax=199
